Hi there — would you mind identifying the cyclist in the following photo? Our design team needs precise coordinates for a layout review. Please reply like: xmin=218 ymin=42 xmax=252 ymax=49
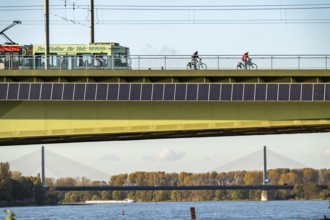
xmin=97 ymin=52 xmax=106 ymax=67
xmin=191 ymin=51 xmax=199 ymax=70
xmin=241 ymin=51 xmax=249 ymax=66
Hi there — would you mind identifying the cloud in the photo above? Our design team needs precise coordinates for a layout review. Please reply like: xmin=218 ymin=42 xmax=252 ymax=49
xmin=323 ymin=148 xmax=330 ymax=158
xmin=141 ymin=44 xmax=177 ymax=55
xmin=99 ymin=154 xmax=120 ymax=161
xmin=144 ymin=148 xmax=185 ymax=162
xmin=158 ymin=46 xmax=177 ymax=55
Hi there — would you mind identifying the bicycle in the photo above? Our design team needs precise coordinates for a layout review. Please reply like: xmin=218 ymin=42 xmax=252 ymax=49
xmin=187 ymin=58 xmax=207 ymax=70
xmin=237 ymin=58 xmax=257 ymax=70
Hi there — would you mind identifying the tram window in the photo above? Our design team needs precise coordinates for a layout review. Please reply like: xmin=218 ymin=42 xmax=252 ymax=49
xmin=113 ymin=53 xmax=128 ymax=67
xmin=76 ymin=54 xmax=92 ymax=67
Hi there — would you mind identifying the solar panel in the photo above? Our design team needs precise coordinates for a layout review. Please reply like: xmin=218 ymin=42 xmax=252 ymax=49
xmin=29 ymin=83 xmax=41 ymax=100
xmin=108 ymin=84 xmax=119 ymax=100
xmin=278 ymin=84 xmax=289 ymax=101
xmin=290 ymin=84 xmax=301 ymax=101
xmin=96 ymin=84 xmax=108 ymax=101
xmin=141 ymin=84 xmax=152 ymax=101
xmin=255 ymin=84 xmax=266 ymax=101
xmin=164 ymin=84 xmax=175 ymax=101
xmin=7 ymin=83 xmax=19 ymax=100
xmin=63 ymin=84 xmax=74 ymax=100
xmin=0 ymin=83 xmax=8 ymax=100
xmin=325 ymin=84 xmax=330 ymax=101
xmin=301 ymin=84 xmax=313 ymax=101
xmin=74 ymin=84 xmax=85 ymax=100
xmin=40 ymin=83 xmax=52 ymax=100
xmin=118 ymin=84 xmax=130 ymax=100
xmin=186 ymin=84 xmax=197 ymax=101
xmin=3 ymin=82 xmax=330 ymax=103
xmin=313 ymin=84 xmax=325 ymax=101
xmin=85 ymin=84 xmax=97 ymax=100
xmin=197 ymin=84 xmax=209 ymax=101
xmin=18 ymin=84 xmax=30 ymax=100
xmin=209 ymin=84 xmax=221 ymax=101
xmin=130 ymin=84 xmax=142 ymax=101
xmin=232 ymin=84 xmax=243 ymax=101
xmin=243 ymin=84 xmax=255 ymax=101
xmin=175 ymin=84 xmax=187 ymax=101
xmin=267 ymin=84 xmax=278 ymax=101
xmin=152 ymin=84 xmax=164 ymax=101
xmin=220 ymin=84 xmax=232 ymax=101
xmin=52 ymin=84 xmax=64 ymax=100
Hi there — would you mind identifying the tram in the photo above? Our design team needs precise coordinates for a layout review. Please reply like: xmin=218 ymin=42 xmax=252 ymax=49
xmin=0 ymin=42 xmax=131 ymax=70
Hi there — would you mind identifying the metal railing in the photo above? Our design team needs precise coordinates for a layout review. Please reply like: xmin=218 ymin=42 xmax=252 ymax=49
xmin=0 ymin=55 xmax=329 ymax=70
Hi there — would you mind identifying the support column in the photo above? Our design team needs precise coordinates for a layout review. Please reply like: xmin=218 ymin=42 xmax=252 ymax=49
xmin=44 ymin=0 xmax=49 ymax=70
xmin=90 ymin=0 xmax=95 ymax=44
xmin=261 ymin=145 xmax=268 ymax=201
xmin=41 ymin=146 xmax=45 ymax=186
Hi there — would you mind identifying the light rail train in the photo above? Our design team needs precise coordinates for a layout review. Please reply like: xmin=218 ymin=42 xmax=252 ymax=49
xmin=0 ymin=42 xmax=130 ymax=70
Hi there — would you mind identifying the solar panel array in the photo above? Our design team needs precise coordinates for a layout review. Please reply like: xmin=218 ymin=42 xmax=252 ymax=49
xmin=0 ymin=83 xmax=330 ymax=102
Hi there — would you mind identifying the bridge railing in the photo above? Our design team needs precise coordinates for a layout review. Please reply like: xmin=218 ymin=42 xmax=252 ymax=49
xmin=0 ymin=55 xmax=329 ymax=70
xmin=131 ymin=55 xmax=330 ymax=70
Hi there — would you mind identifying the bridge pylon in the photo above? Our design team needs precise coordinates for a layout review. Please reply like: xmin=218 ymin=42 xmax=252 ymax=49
xmin=261 ymin=145 xmax=269 ymax=201
xmin=41 ymin=146 xmax=45 ymax=187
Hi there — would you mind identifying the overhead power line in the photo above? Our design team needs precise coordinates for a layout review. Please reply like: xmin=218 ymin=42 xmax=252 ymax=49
xmin=1 ymin=3 xmax=329 ymax=25
xmin=1 ymin=3 xmax=330 ymax=11
xmin=1 ymin=18 xmax=330 ymax=26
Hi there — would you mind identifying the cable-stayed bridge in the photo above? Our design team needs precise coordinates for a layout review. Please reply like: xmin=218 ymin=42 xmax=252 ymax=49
xmin=7 ymin=146 xmax=327 ymax=201
xmin=214 ymin=148 xmax=308 ymax=173
xmin=9 ymin=148 xmax=110 ymax=181
xmin=8 ymin=146 xmax=309 ymax=181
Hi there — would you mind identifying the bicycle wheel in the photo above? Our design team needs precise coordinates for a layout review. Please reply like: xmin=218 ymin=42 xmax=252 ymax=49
xmin=186 ymin=63 xmax=192 ymax=70
xmin=250 ymin=63 xmax=258 ymax=70
xmin=199 ymin=63 xmax=207 ymax=70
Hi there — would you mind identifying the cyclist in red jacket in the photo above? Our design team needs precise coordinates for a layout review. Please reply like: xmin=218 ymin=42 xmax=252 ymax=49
xmin=242 ymin=51 xmax=249 ymax=65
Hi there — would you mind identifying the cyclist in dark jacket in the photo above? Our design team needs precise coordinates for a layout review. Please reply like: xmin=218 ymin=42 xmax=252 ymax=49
xmin=191 ymin=51 xmax=199 ymax=70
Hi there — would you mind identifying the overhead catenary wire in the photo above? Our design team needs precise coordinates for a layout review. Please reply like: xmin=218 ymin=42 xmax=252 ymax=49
xmin=1 ymin=3 xmax=330 ymax=25
xmin=2 ymin=3 xmax=330 ymax=11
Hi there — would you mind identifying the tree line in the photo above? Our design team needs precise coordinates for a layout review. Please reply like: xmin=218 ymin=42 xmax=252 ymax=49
xmin=1 ymin=162 xmax=329 ymax=206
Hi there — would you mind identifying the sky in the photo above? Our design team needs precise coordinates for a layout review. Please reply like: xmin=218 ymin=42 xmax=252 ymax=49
xmin=1 ymin=0 xmax=330 ymax=180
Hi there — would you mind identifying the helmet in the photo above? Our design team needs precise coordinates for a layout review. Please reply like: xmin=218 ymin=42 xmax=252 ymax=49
xmin=195 ymin=51 xmax=198 ymax=54
xmin=245 ymin=51 xmax=249 ymax=54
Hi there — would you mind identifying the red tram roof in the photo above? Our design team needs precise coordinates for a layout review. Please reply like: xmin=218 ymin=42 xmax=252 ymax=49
xmin=0 ymin=45 xmax=20 ymax=52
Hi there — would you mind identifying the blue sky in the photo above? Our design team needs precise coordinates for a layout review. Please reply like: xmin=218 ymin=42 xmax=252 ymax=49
xmin=1 ymin=0 xmax=330 ymax=55
xmin=1 ymin=0 xmax=330 ymax=180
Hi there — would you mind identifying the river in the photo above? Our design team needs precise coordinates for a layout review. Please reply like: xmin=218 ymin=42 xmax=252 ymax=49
xmin=1 ymin=200 xmax=329 ymax=220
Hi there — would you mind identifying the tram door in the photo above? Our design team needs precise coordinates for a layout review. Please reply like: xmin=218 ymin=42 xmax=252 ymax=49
xmin=0 ymin=45 xmax=21 ymax=69
xmin=0 ymin=52 xmax=20 ymax=69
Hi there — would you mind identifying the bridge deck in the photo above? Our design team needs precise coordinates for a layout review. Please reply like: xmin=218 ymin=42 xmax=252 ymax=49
xmin=1 ymin=69 xmax=330 ymax=83
xmin=50 ymin=184 xmax=328 ymax=191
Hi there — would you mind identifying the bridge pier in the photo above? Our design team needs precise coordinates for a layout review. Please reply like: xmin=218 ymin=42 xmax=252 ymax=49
xmin=261 ymin=190 xmax=268 ymax=201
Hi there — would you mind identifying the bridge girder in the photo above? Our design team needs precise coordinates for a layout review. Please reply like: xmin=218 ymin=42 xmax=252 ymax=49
xmin=1 ymin=101 xmax=330 ymax=145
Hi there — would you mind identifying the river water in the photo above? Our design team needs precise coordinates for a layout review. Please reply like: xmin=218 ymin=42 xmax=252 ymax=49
xmin=1 ymin=200 xmax=329 ymax=220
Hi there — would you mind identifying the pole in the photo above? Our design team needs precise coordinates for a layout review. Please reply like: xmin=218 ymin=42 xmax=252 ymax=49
xmin=263 ymin=145 xmax=268 ymax=185
xmin=41 ymin=146 xmax=45 ymax=186
xmin=90 ymin=0 xmax=95 ymax=44
xmin=44 ymin=0 xmax=49 ymax=70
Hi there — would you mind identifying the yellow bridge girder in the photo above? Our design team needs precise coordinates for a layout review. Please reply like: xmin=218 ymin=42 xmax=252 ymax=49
xmin=1 ymin=101 xmax=330 ymax=145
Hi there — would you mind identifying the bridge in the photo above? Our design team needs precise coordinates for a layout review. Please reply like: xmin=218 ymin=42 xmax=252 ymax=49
xmin=52 ymin=184 xmax=297 ymax=192
xmin=0 ymin=54 xmax=330 ymax=145
xmin=7 ymin=145 xmax=328 ymax=201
